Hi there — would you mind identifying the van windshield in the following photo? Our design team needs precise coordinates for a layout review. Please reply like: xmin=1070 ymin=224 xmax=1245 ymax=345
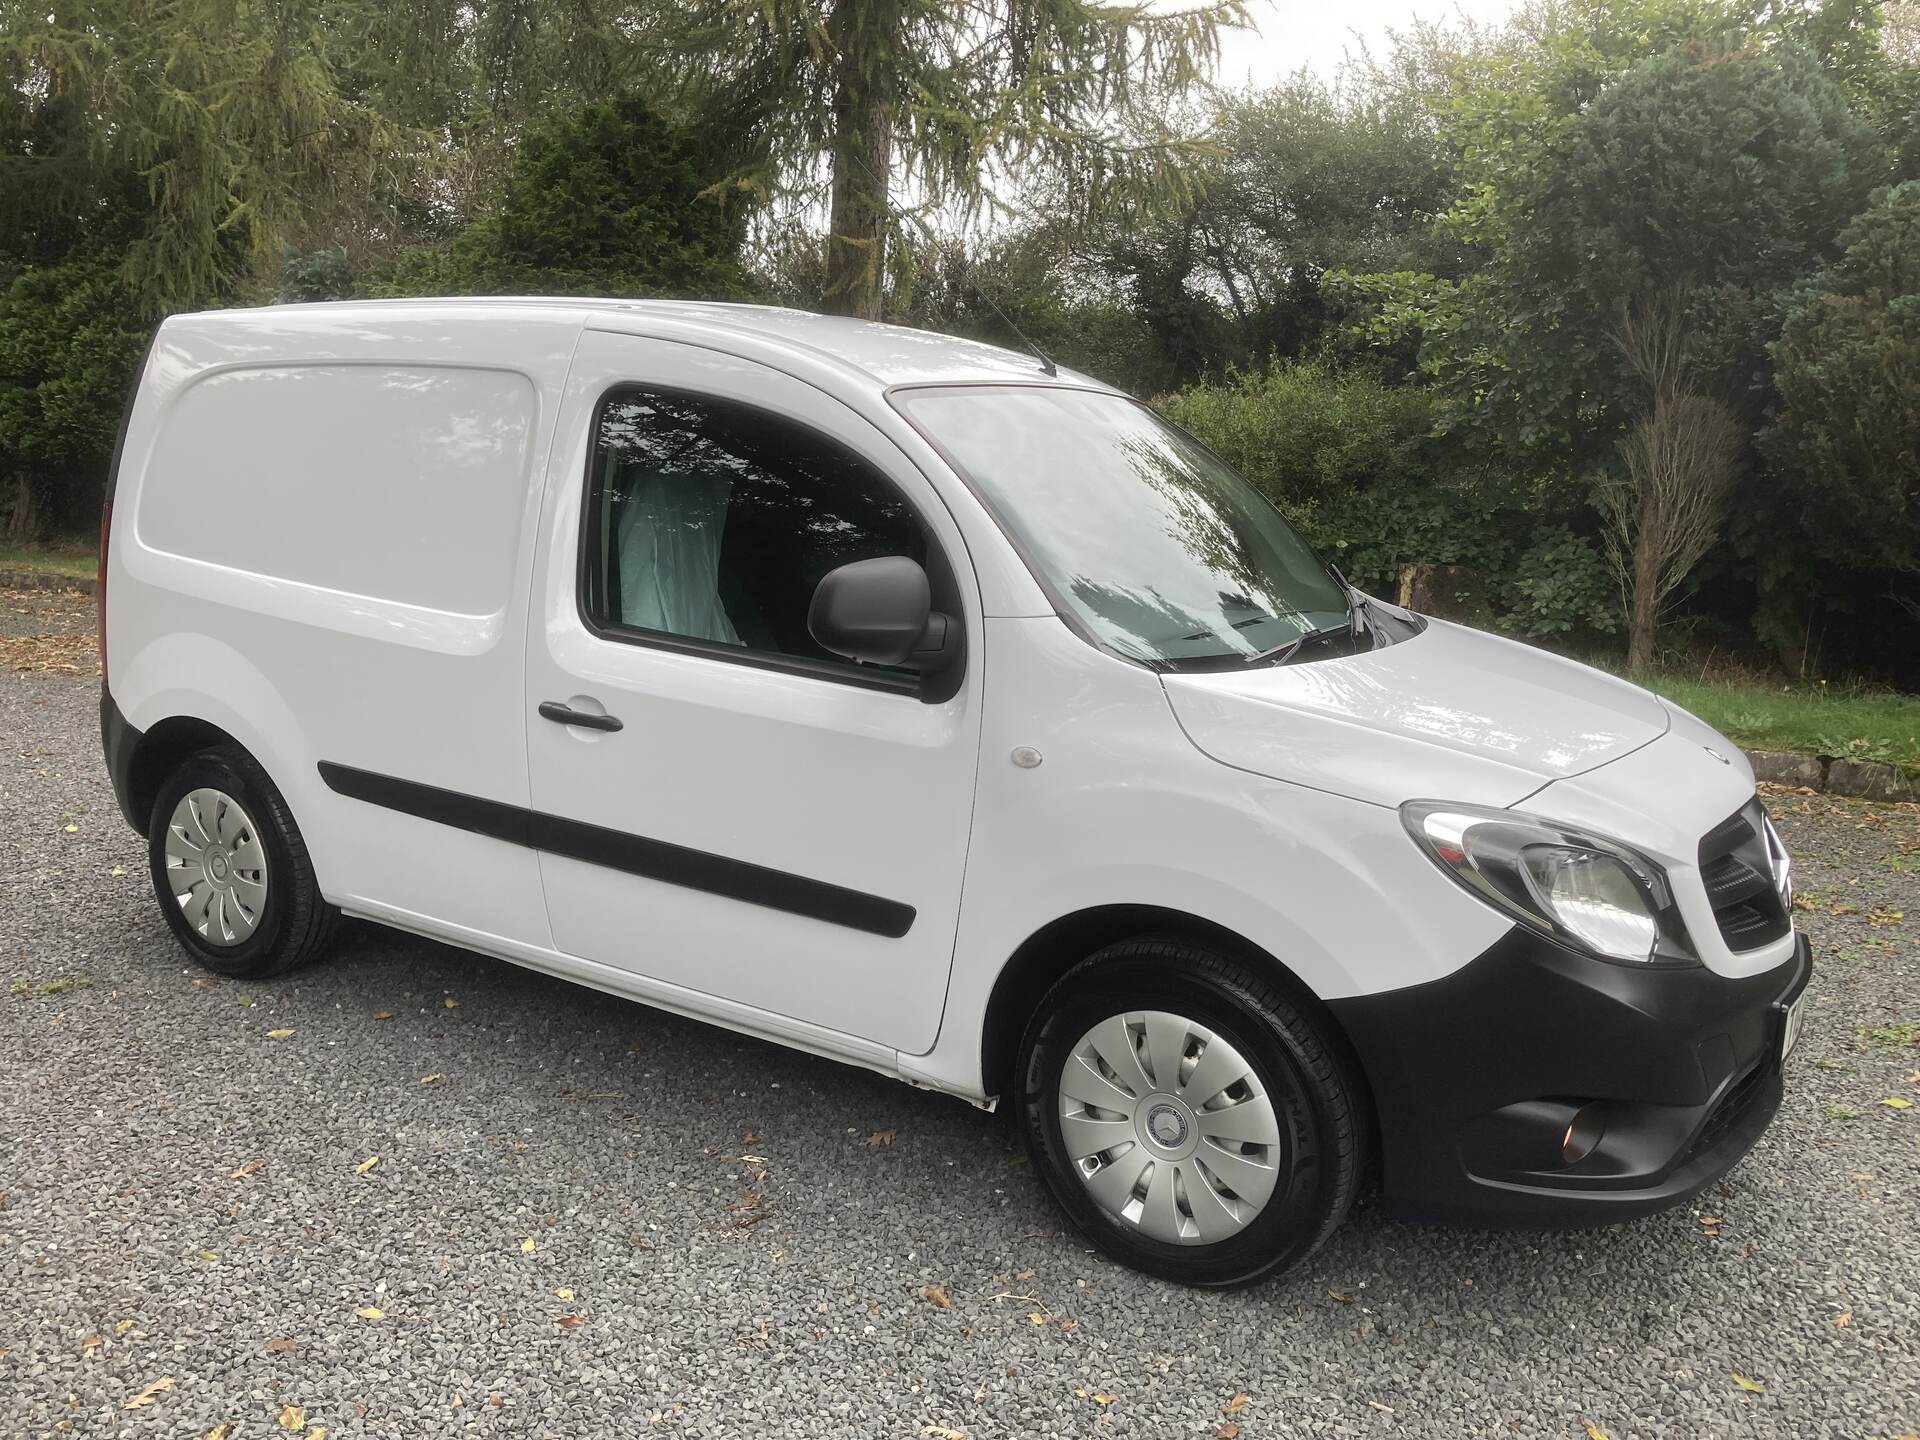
xmin=893 ymin=385 xmax=1350 ymax=668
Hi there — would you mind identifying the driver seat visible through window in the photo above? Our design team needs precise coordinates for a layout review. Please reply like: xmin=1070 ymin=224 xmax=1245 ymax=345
xmin=585 ymin=387 xmax=927 ymax=667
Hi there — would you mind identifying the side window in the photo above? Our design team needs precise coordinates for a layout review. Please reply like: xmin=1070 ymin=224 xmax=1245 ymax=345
xmin=583 ymin=387 xmax=929 ymax=671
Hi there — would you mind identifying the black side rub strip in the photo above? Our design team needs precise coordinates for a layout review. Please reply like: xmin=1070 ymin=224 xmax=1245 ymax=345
xmin=316 ymin=762 xmax=916 ymax=939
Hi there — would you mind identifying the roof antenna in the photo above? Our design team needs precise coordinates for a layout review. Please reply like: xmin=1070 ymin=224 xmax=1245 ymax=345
xmin=973 ymin=275 xmax=1057 ymax=377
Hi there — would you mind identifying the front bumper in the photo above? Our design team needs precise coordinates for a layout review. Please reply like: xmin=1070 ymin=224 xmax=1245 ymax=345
xmin=1329 ymin=928 xmax=1811 ymax=1226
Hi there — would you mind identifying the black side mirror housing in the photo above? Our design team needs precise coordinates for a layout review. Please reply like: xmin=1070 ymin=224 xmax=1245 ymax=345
xmin=808 ymin=556 xmax=957 ymax=674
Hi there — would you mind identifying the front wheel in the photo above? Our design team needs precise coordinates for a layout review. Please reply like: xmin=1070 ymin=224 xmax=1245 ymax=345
xmin=1016 ymin=939 xmax=1366 ymax=1288
xmin=147 ymin=744 xmax=339 ymax=979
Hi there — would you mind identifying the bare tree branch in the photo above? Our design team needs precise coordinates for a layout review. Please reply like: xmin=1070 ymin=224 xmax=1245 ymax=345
xmin=1600 ymin=287 xmax=1743 ymax=672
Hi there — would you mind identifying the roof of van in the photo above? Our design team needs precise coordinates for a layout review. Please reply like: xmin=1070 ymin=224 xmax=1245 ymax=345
xmin=218 ymin=297 xmax=1105 ymax=391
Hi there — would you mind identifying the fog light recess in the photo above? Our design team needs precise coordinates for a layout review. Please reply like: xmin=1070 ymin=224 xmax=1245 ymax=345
xmin=1561 ymin=1105 xmax=1605 ymax=1165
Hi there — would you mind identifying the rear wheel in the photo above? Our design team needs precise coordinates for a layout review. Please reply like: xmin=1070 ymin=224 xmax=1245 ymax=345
xmin=1016 ymin=939 xmax=1365 ymax=1288
xmin=148 ymin=745 xmax=338 ymax=978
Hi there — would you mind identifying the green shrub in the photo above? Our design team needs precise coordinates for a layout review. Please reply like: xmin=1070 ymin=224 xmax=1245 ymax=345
xmin=371 ymin=94 xmax=755 ymax=301
xmin=1160 ymin=361 xmax=1619 ymax=638
xmin=1763 ymin=181 xmax=1920 ymax=580
xmin=1158 ymin=360 xmax=1436 ymax=507
xmin=1505 ymin=527 xmax=1619 ymax=636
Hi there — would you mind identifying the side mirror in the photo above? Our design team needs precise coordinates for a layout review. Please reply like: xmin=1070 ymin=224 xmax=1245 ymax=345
xmin=808 ymin=555 xmax=956 ymax=672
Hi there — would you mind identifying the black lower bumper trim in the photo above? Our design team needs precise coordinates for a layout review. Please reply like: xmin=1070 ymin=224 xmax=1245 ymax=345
xmin=1330 ymin=928 xmax=1811 ymax=1227
xmin=100 ymin=686 xmax=145 ymax=832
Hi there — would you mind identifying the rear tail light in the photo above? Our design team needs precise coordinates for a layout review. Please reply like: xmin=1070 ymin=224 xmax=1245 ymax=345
xmin=97 ymin=501 xmax=111 ymax=682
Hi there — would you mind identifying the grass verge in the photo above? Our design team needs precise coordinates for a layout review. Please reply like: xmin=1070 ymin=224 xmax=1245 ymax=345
xmin=0 ymin=539 xmax=96 ymax=582
xmin=1648 ymin=675 xmax=1920 ymax=779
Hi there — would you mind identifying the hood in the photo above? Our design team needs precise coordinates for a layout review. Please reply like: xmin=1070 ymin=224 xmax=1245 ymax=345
xmin=1162 ymin=619 xmax=1670 ymax=809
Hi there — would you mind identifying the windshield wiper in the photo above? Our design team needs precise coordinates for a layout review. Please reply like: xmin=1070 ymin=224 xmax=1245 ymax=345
xmin=1240 ymin=621 xmax=1350 ymax=666
xmin=1183 ymin=610 xmax=1285 ymax=642
xmin=1328 ymin=564 xmax=1371 ymax=647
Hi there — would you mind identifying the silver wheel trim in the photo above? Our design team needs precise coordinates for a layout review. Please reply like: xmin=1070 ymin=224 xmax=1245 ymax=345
xmin=163 ymin=787 xmax=269 ymax=946
xmin=1057 ymin=1009 xmax=1285 ymax=1246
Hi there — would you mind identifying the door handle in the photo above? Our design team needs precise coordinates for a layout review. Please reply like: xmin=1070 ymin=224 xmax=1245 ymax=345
xmin=539 ymin=700 xmax=623 ymax=733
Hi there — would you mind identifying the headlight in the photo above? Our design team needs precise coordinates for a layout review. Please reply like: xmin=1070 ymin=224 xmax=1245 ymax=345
xmin=1402 ymin=800 xmax=1689 ymax=965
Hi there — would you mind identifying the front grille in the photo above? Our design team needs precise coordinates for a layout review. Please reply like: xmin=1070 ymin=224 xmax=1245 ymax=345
xmin=1697 ymin=799 xmax=1790 ymax=952
xmin=1686 ymin=1060 xmax=1769 ymax=1163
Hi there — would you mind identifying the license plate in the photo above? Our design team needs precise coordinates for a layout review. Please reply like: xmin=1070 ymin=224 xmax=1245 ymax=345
xmin=1779 ymin=992 xmax=1807 ymax=1062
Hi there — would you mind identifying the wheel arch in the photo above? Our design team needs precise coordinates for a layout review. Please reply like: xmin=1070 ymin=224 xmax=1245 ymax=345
xmin=979 ymin=904 xmax=1372 ymax=1117
xmin=125 ymin=715 xmax=244 ymax=836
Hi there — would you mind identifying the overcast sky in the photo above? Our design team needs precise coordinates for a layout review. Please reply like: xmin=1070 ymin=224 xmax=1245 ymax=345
xmin=1213 ymin=0 xmax=1523 ymax=84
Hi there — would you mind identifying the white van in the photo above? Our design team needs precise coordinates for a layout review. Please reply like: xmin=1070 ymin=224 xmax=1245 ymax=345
xmin=100 ymin=299 xmax=1809 ymax=1286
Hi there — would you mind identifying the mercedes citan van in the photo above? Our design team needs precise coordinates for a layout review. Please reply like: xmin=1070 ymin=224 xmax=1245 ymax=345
xmin=100 ymin=300 xmax=1810 ymax=1286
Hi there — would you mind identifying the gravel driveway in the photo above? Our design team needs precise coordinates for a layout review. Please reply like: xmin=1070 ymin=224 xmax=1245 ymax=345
xmin=4 ymin=643 xmax=1918 ymax=1437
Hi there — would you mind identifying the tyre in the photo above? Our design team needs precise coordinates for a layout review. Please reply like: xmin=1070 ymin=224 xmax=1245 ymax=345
xmin=147 ymin=744 xmax=339 ymax=979
xmin=1016 ymin=939 xmax=1366 ymax=1288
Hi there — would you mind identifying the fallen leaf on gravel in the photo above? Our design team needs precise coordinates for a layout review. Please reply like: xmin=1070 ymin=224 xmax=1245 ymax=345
xmin=114 ymin=1319 xmax=135 ymax=1335
xmin=263 ymin=1337 xmax=299 ymax=1352
xmin=80 ymin=1335 xmax=101 ymax=1357
xmin=1826 ymin=1105 xmax=1859 ymax=1119
xmin=123 ymin=1376 xmax=174 ymax=1409
xmin=924 ymin=1285 xmax=952 ymax=1309
xmin=371 ymin=1010 xmax=393 ymax=1020
xmin=207 ymin=1425 xmax=231 ymax=1440
xmin=266 ymin=1028 xmax=295 ymax=1039
xmin=1328 ymin=1290 xmax=1355 ymax=1303
xmin=554 ymin=1315 xmax=584 ymax=1327
xmin=555 ymin=1287 xmax=575 ymax=1300
xmin=1833 ymin=1310 xmax=1852 ymax=1327
xmin=230 ymin=1160 xmax=263 ymax=1179
xmin=354 ymin=1307 xmax=384 ymax=1320
xmin=921 ymin=1427 xmax=967 ymax=1439
xmin=1028 ymin=1312 xmax=1045 ymax=1324
xmin=1366 ymin=1400 xmax=1395 ymax=1413
xmin=1092 ymin=1393 xmax=1116 ymax=1406
xmin=1733 ymin=1372 xmax=1766 ymax=1394
xmin=195 ymin=1250 xmax=218 ymax=1262
xmin=1879 ymin=1097 xmax=1913 ymax=1109
xmin=442 ymin=995 xmax=457 ymax=1009
xmin=0 ymin=627 xmax=95 ymax=673
xmin=1582 ymin=1423 xmax=1610 ymax=1440
xmin=110 ymin=865 xmax=125 ymax=877
xmin=866 ymin=1129 xmax=896 ymax=1148
xmin=306 ymin=1428 xmax=327 ymax=1440
xmin=1867 ymin=908 xmax=1904 ymax=926
xmin=742 ymin=1130 xmax=759 ymax=1144
xmin=419 ymin=1073 xmax=443 ymax=1085
xmin=1217 ymin=1424 xmax=1240 ymax=1439
xmin=1222 ymin=1393 xmax=1249 ymax=1414
xmin=520 ymin=1237 xmax=536 ymax=1254
xmin=278 ymin=1404 xmax=305 ymax=1430
xmin=63 ymin=822 xmax=77 ymax=832
xmin=354 ymin=1156 xmax=379 ymax=1174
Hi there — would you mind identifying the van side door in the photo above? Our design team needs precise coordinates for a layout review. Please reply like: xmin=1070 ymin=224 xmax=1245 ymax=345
xmin=523 ymin=331 xmax=982 ymax=1055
